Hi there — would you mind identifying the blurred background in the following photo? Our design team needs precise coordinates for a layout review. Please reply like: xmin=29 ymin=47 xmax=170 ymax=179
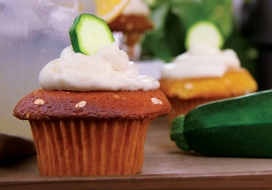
xmin=0 ymin=0 xmax=271 ymax=138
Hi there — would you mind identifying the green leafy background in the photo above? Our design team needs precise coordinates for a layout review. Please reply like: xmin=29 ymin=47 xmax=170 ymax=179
xmin=140 ymin=0 xmax=258 ymax=80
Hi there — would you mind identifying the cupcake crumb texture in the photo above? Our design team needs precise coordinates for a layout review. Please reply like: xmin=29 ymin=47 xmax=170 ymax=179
xmin=26 ymin=113 xmax=30 ymax=119
xmin=75 ymin=101 xmax=86 ymax=108
xmin=113 ymin=94 xmax=120 ymax=99
xmin=34 ymin=99 xmax=45 ymax=105
xmin=13 ymin=89 xmax=170 ymax=120
xmin=184 ymin=83 xmax=194 ymax=90
xmin=151 ymin=98 xmax=163 ymax=105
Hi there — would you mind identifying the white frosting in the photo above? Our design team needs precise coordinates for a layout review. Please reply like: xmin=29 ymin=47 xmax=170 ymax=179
xmin=39 ymin=42 xmax=159 ymax=91
xmin=161 ymin=44 xmax=241 ymax=79
xmin=122 ymin=0 xmax=150 ymax=16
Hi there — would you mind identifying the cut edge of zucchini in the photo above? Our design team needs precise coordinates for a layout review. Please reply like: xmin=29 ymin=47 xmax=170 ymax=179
xmin=69 ymin=14 xmax=115 ymax=56
xmin=185 ymin=20 xmax=224 ymax=50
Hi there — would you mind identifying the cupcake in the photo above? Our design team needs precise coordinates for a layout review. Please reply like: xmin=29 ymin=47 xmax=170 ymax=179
xmin=159 ymin=43 xmax=257 ymax=122
xmin=107 ymin=0 xmax=154 ymax=59
xmin=13 ymin=14 xmax=170 ymax=176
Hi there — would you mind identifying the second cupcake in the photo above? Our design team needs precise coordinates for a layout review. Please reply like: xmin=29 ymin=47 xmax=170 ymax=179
xmin=159 ymin=43 xmax=257 ymax=122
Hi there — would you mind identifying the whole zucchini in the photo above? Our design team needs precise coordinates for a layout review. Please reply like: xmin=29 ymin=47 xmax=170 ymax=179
xmin=170 ymin=90 xmax=272 ymax=157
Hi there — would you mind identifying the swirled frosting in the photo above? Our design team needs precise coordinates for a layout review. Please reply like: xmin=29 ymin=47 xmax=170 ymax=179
xmin=161 ymin=44 xmax=241 ymax=79
xmin=39 ymin=42 xmax=159 ymax=91
xmin=122 ymin=0 xmax=150 ymax=16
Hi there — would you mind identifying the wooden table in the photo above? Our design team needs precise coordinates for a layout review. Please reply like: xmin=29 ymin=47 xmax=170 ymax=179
xmin=1 ymin=116 xmax=272 ymax=189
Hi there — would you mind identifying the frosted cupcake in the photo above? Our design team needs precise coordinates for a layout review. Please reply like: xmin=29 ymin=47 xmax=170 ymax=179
xmin=159 ymin=43 xmax=257 ymax=122
xmin=107 ymin=0 xmax=153 ymax=59
xmin=13 ymin=14 xmax=170 ymax=176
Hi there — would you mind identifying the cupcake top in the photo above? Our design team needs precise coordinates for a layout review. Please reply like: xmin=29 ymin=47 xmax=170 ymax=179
xmin=13 ymin=89 xmax=170 ymax=120
xmin=39 ymin=13 xmax=159 ymax=92
xmin=13 ymin=14 xmax=171 ymax=120
xmin=161 ymin=43 xmax=241 ymax=80
xmin=39 ymin=42 xmax=159 ymax=91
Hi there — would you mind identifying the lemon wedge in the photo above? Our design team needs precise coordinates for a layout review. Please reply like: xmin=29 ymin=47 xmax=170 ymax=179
xmin=95 ymin=0 xmax=130 ymax=23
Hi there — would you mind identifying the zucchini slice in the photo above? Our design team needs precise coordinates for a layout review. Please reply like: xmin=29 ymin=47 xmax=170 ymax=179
xmin=185 ymin=20 xmax=224 ymax=49
xmin=69 ymin=14 xmax=115 ymax=56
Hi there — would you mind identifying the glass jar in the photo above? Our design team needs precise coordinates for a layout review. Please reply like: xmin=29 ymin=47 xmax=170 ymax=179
xmin=0 ymin=0 xmax=94 ymax=138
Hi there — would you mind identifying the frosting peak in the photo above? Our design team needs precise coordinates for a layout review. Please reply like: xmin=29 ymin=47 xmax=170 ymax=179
xmin=39 ymin=42 xmax=159 ymax=91
xmin=187 ymin=43 xmax=220 ymax=55
xmin=161 ymin=44 xmax=241 ymax=79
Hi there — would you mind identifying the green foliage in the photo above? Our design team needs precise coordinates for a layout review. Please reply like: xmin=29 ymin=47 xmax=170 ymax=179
xmin=223 ymin=31 xmax=258 ymax=79
xmin=141 ymin=2 xmax=185 ymax=62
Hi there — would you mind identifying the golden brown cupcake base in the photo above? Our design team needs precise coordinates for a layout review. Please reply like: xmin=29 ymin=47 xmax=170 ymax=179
xmin=159 ymin=68 xmax=257 ymax=122
xmin=159 ymin=68 xmax=257 ymax=100
xmin=166 ymin=97 xmax=224 ymax=122
xmin=108 ymin=15 xmax=153 ymax=32
xmin=14 ymin=89 xmax=170 ymax=120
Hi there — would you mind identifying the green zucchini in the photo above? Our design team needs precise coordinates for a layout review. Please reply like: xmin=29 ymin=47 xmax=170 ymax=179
xmin=185 ymin=20 xmax=224 ymax=49
xmin=171 ymin=90 xmax=272 ymax=158
xmin=69 ymin=14 xmax=115 ymax=56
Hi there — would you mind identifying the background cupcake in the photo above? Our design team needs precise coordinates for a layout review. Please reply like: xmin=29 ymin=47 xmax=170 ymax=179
xmin=96 ymin=0 xmax=154 ymax=60
xmin=159 ymin=43 xmax=257 ymax=122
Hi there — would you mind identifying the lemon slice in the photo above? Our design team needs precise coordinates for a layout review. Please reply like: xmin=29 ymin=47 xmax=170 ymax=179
xmin=95 ymin=0 xmax=130 ymax=23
